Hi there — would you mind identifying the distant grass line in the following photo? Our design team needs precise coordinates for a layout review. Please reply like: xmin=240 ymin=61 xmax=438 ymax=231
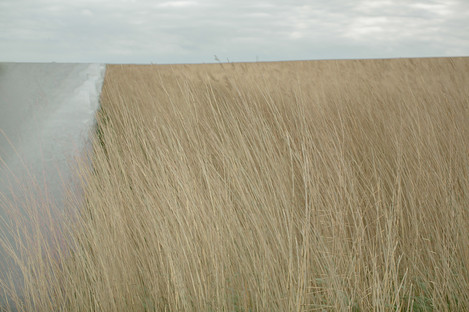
xmin=2 ymin=57 xmax=469 ymax=311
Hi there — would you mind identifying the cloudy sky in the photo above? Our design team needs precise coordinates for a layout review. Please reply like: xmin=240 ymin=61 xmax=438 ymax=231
xmin=1 ymin=0 xmax=468 ymax=64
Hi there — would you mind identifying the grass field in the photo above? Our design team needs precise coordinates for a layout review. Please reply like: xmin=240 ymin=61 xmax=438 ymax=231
xmin=2 ymin=57 xmax=469 ymax=311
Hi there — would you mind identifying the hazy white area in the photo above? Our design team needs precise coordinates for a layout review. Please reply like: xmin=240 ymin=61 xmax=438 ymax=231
xmin=0 ymin=63 xmax=105 ymax=307
xmin=0 ymin=63 xmax=105 ymax=208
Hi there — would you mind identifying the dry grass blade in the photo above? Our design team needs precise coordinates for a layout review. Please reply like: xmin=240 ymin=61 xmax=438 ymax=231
xmin=1 ymin=57 xmax=469 ymax=311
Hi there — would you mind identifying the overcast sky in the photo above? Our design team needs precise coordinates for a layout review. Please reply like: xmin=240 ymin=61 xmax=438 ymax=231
xmin=1 ymin=0 xmax=468 ymax=64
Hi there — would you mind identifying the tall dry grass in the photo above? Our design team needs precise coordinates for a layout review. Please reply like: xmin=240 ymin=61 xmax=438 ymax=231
xmin=2 ymin=57 xmax=469 ymax=311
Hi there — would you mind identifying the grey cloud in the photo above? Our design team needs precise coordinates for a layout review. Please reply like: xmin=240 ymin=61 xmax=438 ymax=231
xmin=0 ymin=0 xmax=468 ymax=63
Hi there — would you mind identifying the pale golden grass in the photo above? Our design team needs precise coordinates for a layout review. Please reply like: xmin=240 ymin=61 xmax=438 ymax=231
xmin=1 ymin=57 xmax=469 ymax=311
